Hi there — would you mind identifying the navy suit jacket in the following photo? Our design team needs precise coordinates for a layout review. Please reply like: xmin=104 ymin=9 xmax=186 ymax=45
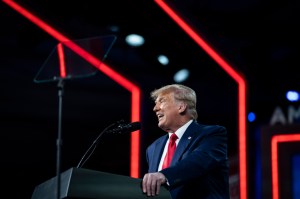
xmin=146 ymin=121 xmax=230 ymax=199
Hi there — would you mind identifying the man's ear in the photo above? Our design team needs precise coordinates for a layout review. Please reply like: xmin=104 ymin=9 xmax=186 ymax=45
xmin=178 ymin=102 xmax=187 ymax=114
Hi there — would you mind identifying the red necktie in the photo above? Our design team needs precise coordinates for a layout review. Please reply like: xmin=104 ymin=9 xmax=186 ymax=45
xmin=162 ymin=133 xmax=178 ymax=169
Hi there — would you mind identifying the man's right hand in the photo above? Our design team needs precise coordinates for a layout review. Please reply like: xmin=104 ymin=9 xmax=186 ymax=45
xmin=142 ymin=172 xmax=167 ymax=196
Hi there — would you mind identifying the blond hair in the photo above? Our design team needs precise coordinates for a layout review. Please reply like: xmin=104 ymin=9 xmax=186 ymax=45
xmin=150 ymin=84 xmax=198 ymax=120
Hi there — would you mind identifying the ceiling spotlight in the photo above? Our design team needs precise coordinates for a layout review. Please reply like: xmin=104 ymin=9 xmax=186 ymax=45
xmin=173 ymin=68 xmax=190 ymax=83
xmin=157 ymin=54 xmax=169 ymax=65
xmin=108 ymin=25 xmax=120 ymax=32
xmin=125 ymin=34 xmax=145 ymax=47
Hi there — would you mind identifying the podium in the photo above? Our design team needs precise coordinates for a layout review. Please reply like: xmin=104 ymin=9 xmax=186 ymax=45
xmin=31 ymin=167 xmax=172 ymax=199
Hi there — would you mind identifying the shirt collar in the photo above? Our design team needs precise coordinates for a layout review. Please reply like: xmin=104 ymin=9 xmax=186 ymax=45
xmin=168 ymin=119 xmax=193 ymax=140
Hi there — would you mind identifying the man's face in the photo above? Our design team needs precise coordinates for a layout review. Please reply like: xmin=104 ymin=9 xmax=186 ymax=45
xmin=153 ymin=92 xmax=181 ymax=132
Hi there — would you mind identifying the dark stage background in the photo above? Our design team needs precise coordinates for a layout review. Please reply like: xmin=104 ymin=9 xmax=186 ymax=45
xmin=1 ymin=0 xmax=299 ymax=198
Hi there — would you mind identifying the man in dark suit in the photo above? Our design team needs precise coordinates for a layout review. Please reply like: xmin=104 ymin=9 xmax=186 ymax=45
xmin=142 ymin=84 xmax=230 ymax=199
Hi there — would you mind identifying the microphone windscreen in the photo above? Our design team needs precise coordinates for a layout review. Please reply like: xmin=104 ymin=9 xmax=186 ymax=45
xmin=130 ymin=122 xmax=141 ymax=132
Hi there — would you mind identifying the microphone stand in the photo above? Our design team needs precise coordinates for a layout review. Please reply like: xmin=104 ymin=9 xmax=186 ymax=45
xmin=76 ymin=120 xmax=124 ymax=168
xmin=56 ymin=79 xmax=64 ymax=199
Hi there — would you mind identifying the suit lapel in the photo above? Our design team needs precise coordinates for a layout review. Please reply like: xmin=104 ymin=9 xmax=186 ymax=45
xmin=171 ymin=122 xmax=199 ymax=165
xmin=151 ymin=135 xmax=168 ymax=171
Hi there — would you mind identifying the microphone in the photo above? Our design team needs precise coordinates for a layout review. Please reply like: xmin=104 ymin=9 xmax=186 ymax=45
xmin=106 ymin=121 xmax=141 ymax=134
xmin=76 ymin=120 xmax=141 ymax=168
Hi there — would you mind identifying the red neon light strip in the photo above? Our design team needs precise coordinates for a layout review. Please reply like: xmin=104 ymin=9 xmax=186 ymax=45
xmin=3 ymin=0 xmax=141 ymax=178
xmin=154 ymin=1 xmax=247 ymax=199
xmin=57 ymin=43 xmax=66 ymax=78
xmin=271 ymin=134 xmax=300 ymax=199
